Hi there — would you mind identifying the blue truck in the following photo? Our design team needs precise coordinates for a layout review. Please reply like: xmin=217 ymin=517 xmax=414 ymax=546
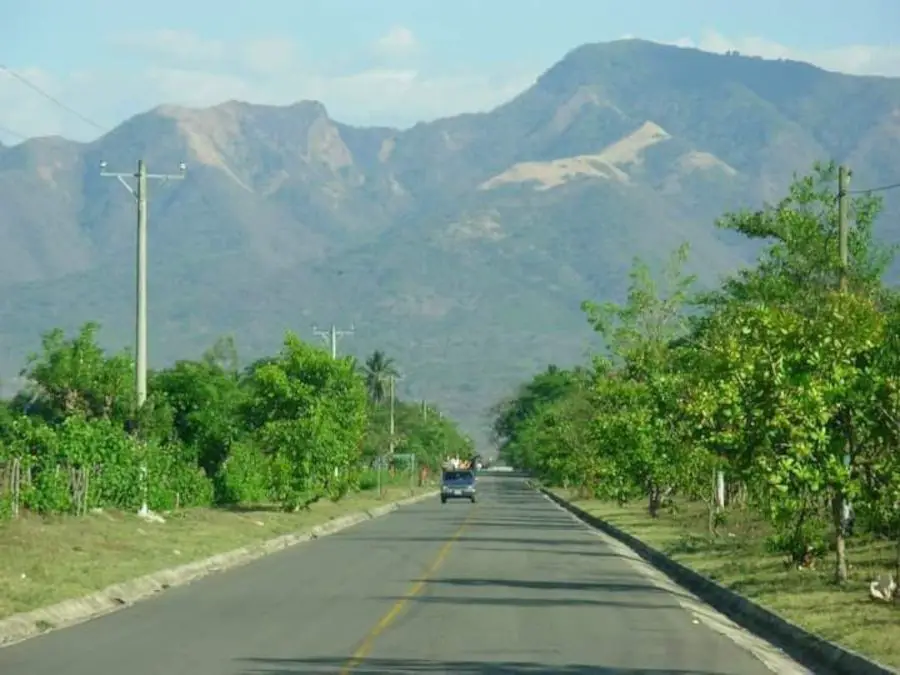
xmin=440 ymin=469 xmax=476 ymax=504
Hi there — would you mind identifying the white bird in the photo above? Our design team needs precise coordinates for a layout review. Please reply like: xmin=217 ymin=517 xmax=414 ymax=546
xmin=869 ymin=574 xmax=896 ymax=602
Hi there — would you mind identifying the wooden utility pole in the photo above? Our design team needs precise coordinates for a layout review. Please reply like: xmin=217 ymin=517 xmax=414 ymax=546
xmin=838 ymin=165 xmax=850 ymax=292
xmin=836 ymin=164 xmax=852 ymax=583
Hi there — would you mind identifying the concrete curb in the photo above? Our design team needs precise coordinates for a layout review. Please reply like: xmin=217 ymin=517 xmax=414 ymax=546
xmin=540 ymin=486 xmax=897 ymax=675
xmin=0 ymin=489 xmax=438 ymax=649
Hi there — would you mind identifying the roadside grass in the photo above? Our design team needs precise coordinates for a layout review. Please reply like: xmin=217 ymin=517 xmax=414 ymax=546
xmin=554 ymin=490 xmax=900 ymax=670
xmin=0 ymin=475 xmax=432 ymax=620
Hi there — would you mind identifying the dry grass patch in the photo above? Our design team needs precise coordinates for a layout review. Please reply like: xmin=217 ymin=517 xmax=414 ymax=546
xmin=555 ymin=490 xmax=900 ymax=669
xmin=0 ymin=484 xmax=428 ymax=620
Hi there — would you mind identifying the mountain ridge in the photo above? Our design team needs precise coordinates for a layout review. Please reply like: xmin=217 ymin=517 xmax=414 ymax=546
xmin=1 ymin=38 xmax=899 ymax=441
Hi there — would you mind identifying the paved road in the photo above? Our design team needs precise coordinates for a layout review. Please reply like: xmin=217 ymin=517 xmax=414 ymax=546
xmin=1 ymin=475 xmax=809 ymax=674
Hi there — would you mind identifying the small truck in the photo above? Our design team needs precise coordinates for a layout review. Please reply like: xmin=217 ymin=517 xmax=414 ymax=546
xmin=440 ymin=468 xmax=477 ymax=504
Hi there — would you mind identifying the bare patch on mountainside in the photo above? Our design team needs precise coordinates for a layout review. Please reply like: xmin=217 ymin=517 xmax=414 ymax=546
xmin=157 ymin=104 xmax=255 ymax=192
xmin=158 ymin=102 xmax=356 ymax=194
xmin=479 ymin=121 xmax=671 ymax=191
xmin=547 ymin=86 xmax=624 ymax=135
xmin=677 ymin=151 xmax=737 ymax=175
xmin=442 ymin=212 xmax=506 ymax=243
xmin=597 ymin=121 xmax=670 ymax=166
xmin=378 ymin=289 xmax=456 ymax=318
xmin=479 ymin=155 xmax=625 ymax=191
xmin=306 ymin=117 xmax=354 ymax=172
xmin=378 ymin=137 xmax=396 ymax=162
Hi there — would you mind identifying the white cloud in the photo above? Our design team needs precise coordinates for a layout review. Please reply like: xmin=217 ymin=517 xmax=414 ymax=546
xmin=668 ymin=30 xmax=900 ymax=77
xmin=240 ymin=38 xmax=298 ymax=74
xmin=373 ymin=26 xmax=418 ymax=58
xmin=0 ymin=27 xmax=534 ymax=144
xmin=0 ymin=31 xmax=535 ymax=145
xmin=112 ymin=29 xmax=226 ymax=63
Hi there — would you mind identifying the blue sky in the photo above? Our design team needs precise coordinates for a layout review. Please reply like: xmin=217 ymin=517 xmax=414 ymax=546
xmin=1 ymin=0 xmax=899 ymax=142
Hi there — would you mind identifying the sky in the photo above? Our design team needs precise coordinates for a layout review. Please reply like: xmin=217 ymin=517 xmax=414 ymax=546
xmin=1 ymin=0 xmax=899 ymax=144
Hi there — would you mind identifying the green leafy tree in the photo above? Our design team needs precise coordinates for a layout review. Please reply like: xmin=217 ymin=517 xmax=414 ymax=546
xmin=582 ymin=245 xmax=697 ymax=516
xmin=152 ymin=358 xmax=246 ymax=477
xmin=14 ymin=323 xmax=134 ymax=426
xmin=245 ymin=333 xmax=368 ymax=509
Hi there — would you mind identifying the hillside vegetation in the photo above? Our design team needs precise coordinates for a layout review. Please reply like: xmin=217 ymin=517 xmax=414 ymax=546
xmin=493 ymin=162 xmax=900 ymax=667
xmin=2 ymin=40 xmax=900 ymax=439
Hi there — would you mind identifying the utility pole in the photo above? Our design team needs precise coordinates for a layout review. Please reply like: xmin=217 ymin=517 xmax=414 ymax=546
xmin=101 ymin=159 xmax=186 ymax=409
xmin=376 ymin=373 xmax=402 ymax=499
xmin=389 ymin=375 xmax=397 ymax=454
xmin=837 ymin=165 xmax=853 ymax=559
xmin=422 ymin=399 xmax=427 ymax=421
xmin=838 ymin=165 xmax=850 ymax=292
xmin=313 ymin=323 xmax=354 ymax=359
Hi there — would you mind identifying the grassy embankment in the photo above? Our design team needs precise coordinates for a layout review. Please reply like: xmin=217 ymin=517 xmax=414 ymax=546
xmin=0 ymin=472 xmax=431 ymax=620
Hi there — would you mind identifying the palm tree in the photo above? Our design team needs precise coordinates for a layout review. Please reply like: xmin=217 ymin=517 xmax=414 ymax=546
xmin=363 ymin=350 xmax=399 ymax=405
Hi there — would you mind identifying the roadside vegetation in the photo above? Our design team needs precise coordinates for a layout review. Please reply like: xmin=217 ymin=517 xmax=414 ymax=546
xmin=492 ymin=161 xmax=900 ymax=668
xmin=0 ymin=330 xmax=471 ymax=618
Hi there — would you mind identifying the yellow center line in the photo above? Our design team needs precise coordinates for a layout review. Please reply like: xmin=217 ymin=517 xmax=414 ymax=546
xmin=339 ymin=506 xmax=477 ymax=673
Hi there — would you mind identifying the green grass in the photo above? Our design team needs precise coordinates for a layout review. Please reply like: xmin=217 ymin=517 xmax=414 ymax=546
xmin=0 ymin=479 xmax=433 ymax=620
xmin=554 ymin=490 xmax=900 ymax=669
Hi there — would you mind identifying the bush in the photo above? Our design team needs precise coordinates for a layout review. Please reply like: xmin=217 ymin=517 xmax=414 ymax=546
xmin=214 ymin=441 xmax=270 ymax=505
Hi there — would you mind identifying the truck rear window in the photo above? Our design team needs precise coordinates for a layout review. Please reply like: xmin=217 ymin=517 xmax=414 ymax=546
xmin=443 ymin=471 xmax=474 ymax=482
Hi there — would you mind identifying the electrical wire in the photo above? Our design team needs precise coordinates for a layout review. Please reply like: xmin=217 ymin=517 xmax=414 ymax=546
xmin=0 ymin=64 xmax=106 ymax=133
xmin=0 ymin=121 xmax=27 ymax=142
xmin=849 ymin=181 xmax=900 ymax=195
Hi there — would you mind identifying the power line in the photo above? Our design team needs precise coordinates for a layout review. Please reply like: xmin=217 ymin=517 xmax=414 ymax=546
xmin=849 ymin=181 xmax=900 ymax=195
xmin=0 ymin=64 xmax=105 ymax=133
xmin=0 ymin=121 xmax=27 ymax=142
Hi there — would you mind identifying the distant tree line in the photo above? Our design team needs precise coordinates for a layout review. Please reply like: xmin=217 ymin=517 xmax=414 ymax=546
xmin=0 ymin=327 xmax=471 ymax=517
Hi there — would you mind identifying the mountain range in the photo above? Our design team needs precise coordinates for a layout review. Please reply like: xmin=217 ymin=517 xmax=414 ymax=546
xmin=1 ymin=38 xmax=899 ymax=442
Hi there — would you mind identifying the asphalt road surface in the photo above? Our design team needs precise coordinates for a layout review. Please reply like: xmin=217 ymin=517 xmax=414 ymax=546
xmin=1 ymin=474 xmax=810 ymax=674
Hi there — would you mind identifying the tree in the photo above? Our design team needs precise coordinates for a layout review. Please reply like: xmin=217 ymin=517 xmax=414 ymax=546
xmin=492 ymin=364 xmax=585 ymax=451
xmin=245 ymin=333 xmax=368 ymax=509
xmin=362 ymin=350 xmax=399 ymax=405
xmin=702 ymin=163 xmax=893 ymax=582
xmin=582 ymin=245 xmax=697 ymax=516
xmin=14 ymin=323 xmax=133 ymax=426
xmin=151 ymin=358 xmax=246 ymax=477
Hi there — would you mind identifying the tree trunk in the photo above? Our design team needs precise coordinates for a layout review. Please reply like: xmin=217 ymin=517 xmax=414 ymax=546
xmin=831 ymin=494 xmax=849 ymax=584
xmin=648 ymin=484 xmax=662 ymax=518
xmin=715 ymin=470 xmax=726 ymax=510
xmin=708 ymin=468 xmax=721 ymax=536
xmin=894 ymin=534 xmax=900 ymax=585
